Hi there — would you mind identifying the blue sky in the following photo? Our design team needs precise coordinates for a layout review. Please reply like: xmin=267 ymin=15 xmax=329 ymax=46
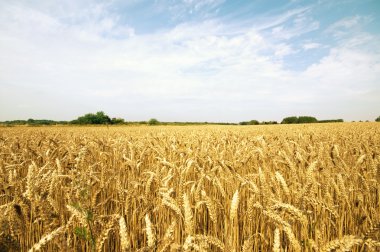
xmin=0 ymin=0 xmax=379 ymax=122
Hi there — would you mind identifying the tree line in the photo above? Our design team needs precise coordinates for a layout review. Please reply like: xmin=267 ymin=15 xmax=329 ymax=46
xmin=1 ymin=112 xmax=379 ymax=126
xmin=239 ymin=116 xmax=344 ymax=125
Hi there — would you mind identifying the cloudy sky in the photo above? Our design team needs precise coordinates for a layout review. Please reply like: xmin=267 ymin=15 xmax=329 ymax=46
xmin=0 ymin=0 xmax=379 ymax=122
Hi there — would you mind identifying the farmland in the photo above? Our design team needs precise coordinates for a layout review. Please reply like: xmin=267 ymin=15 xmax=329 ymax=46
xmin=0 ymin=123 xmax=380 ymax=251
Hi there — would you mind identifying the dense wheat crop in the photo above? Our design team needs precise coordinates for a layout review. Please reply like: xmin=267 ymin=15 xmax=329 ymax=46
xmin=0 ymin=123 xmax=380 ymax=251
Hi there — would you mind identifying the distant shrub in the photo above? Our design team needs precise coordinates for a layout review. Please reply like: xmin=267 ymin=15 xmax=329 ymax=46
xmin=239 ymin=120 xmax=259 ymax=125
xmin=318 ymin=119 xmax=344 ymax=123
xmin=376 ymin=116 xmax=380 ymax=122
xmin=281 ymin=116 xmax=318 ymax=124
xmin=261 ymin=121 xmax=278 ymax=125
xmin=281 ymin=116 xmax=299 ymax=124
xmin=111 ymin=118 xmax=125 ymax=124
xmin=148 ymin=118 xmax=160 ymax=125
xmin=298 ymin=116 xmax=318 ymax=124
xmin=71 ymin=111 xmax=111 ymax=125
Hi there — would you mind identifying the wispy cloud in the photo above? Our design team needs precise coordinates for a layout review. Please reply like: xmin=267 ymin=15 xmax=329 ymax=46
xmin=270 ymin=10 xmax=319 ymax=40
xmin=154 ymin=0 xmax=225 ymax=21
xmin=303 ymin=42 xmax=321 ymax=50
xmin=325 ymin=15 xmax=373 ymax=38
xmin=249 ymin=7 xmax=311 ymax=31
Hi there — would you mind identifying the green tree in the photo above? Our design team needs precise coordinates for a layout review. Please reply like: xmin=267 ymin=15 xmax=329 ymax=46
xmin=281 ymin=116 xmax=298 ymax=124
xmin=261 ymin=121 xmax=278 ymax=125
xmin=281 ymin=116 xmax=318 ymax=124
xmin=318 ymin=119 xmax=343 ymax=123
xmin=249 ymin=120 xmax=259 ymax=125
xmin=72 ymin=111 xmax=111 ymax=125
xmin=376 ymin=116 xmax=380 ymax=122
xmin=148 ymin=118 xmax=159 ymax=125
xmin=298 ymin=116 xmax=318 ymax=124
xmin=111 ymin=118 xmax=125 ymax=124
xmin=239 ymin=120 xmax=259 ymax=125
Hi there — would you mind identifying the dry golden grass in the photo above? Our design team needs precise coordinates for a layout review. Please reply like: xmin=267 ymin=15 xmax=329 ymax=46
xmin=0 ymin=123 xmax=380 ymax=251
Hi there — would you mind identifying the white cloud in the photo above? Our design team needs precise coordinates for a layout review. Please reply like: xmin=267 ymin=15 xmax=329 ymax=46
xmin=327 ymin=15 xmax=361 ymax=30
xmin=299 ymin=47 xmax=380 ymax=122
xmin=252 ymin=7 xmax=311 ymax=32
xmin=274 ymin=43 xmax=296 ymax=57
xmin=182 ymin=0 xmax=225 ymax=10
xmin=326 ymin=15 xmax=373 ymax=38
xmin=303 ymin=48 xmax=380 ymax=84
xmin=155 ymin=0 xmax=225 ymax=21
xmin=303 ymin=42 xmax=321 ymax=50
xmin=271 ymin=13 xmax=319 ymax=40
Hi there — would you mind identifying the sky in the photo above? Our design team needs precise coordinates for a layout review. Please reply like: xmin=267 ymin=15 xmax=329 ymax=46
xmin=0 ymin=0 xmax=379 ymax=122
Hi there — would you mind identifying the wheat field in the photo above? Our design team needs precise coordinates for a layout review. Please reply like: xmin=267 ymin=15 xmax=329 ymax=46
xmin=0 ymin=123 xmax=379 ymax=251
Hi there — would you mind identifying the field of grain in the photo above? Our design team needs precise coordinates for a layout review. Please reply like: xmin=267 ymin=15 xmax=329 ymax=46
xmin=0 ymin=123 xmax=380 ymax=251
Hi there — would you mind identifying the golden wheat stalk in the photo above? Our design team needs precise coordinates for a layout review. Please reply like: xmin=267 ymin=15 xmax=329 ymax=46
xmin=270 ymin=202 xmax=308 ymax=226
xmin=201 ymin=190 xmax=217 ymax=224
xmin=242 ymin=236 xmax=254 ymax=252
xmin=194 ymin=235 xmax=224 ymax=251
xmin=96 ymin=219 xmax=115 ymax=252
xmin=119 ymin=215 xmax=130 ymax=251
xmin=273 ymin=228 xmax=280 ymax=252
xmin=183 ymin=193 xmax=194 ymax=235
xmin=66 ymin=205 xmax=89 ymax=228
xmin=145 ymin=214 xmax=155 ymax=248
xmin=28 ymin=226 xmax=65 ymax=252
xmin=321 ymin=235 xmax=363 ymax=252
xmin=275 ymin=171 xmax=290 ymax=196
xmin=230 ymin=189 xmax=239 ymax=222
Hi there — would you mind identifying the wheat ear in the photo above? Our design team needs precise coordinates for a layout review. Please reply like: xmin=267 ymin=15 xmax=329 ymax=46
xmin=28 ymin=226 xmax=65 ymax=252
xmin=119 ymin=215 xmax=130 ymax=251
xmin=321 ymin=235 xmax=363 ymax=252
xmin=145 ymin=214 xmax=155 ymax=248
xmin=273 ymin=228 xmax=280 ymax=252
xmin=183 ymin=193 xmax=194 ymax=235
xmin=230 ymin=189 xmax=239 ymax=222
